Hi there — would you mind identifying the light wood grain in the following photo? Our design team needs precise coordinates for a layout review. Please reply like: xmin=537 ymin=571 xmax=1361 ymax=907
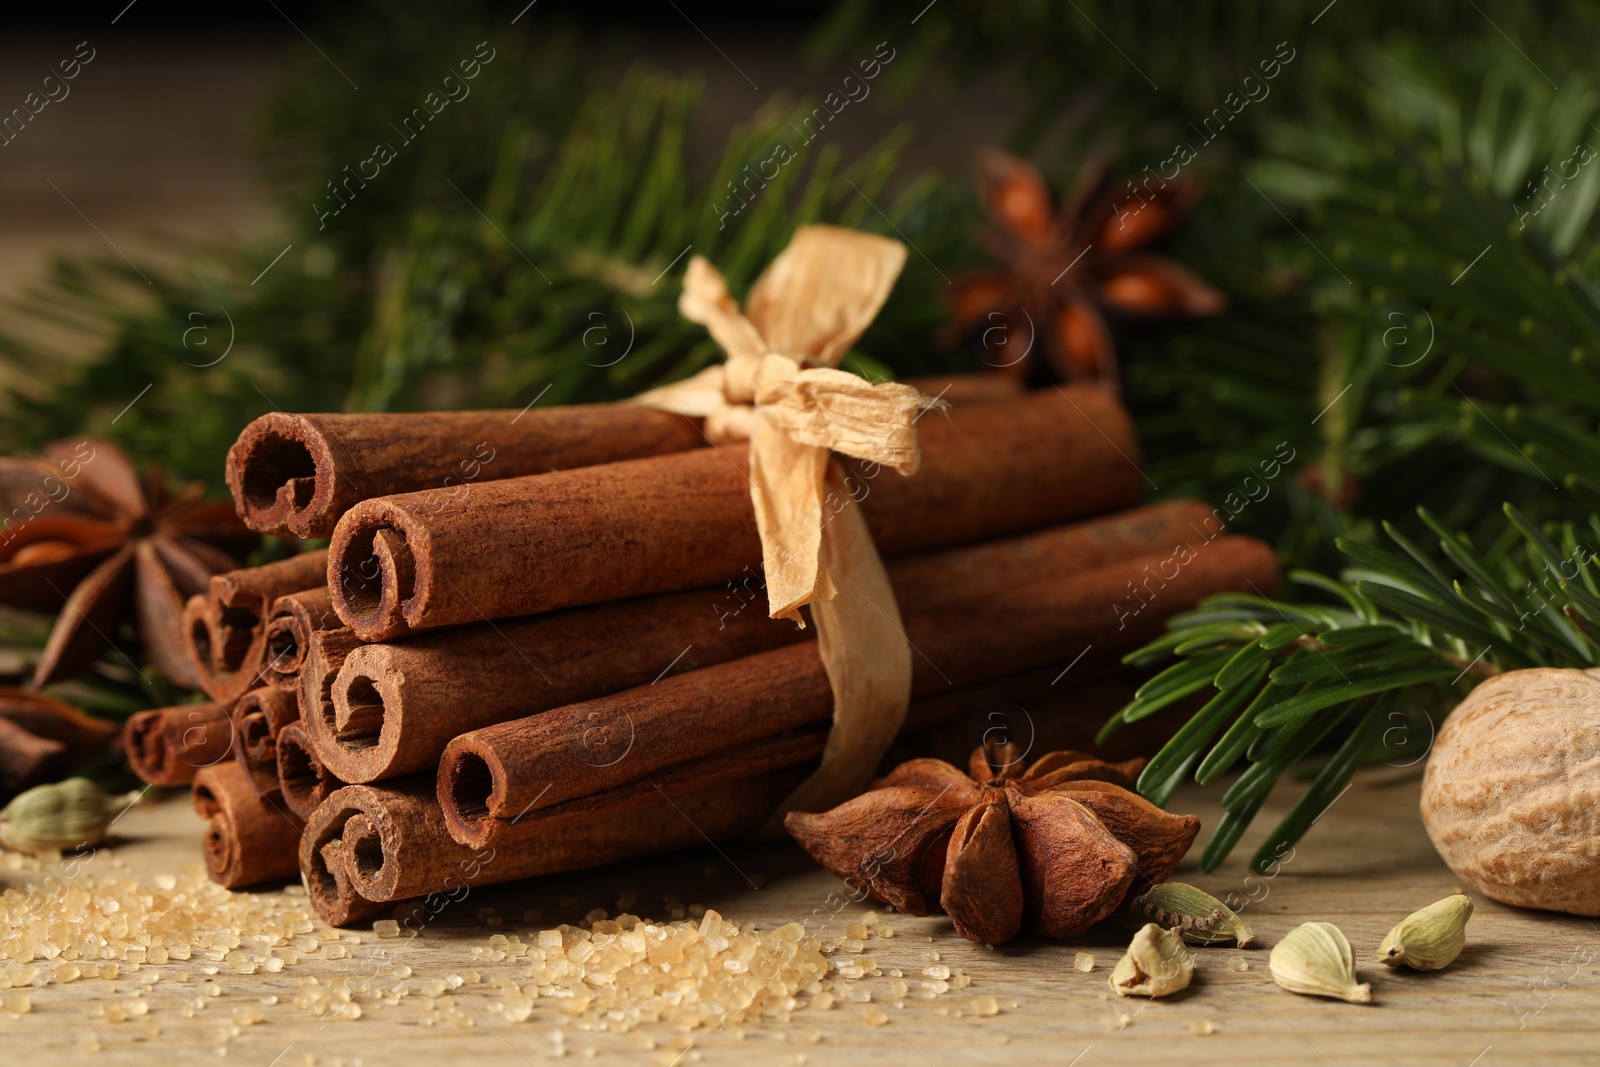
xmin=2 ymin=767 xmax=1597 ymax=1066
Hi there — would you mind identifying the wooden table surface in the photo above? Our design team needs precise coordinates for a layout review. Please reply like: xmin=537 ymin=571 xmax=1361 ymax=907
xmin=2 ymin=766 xmax=1597 ymax=1067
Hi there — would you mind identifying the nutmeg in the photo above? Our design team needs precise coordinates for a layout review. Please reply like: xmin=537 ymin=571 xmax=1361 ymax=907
xmin=1420 ymin=668 xmax=1600 ymax=916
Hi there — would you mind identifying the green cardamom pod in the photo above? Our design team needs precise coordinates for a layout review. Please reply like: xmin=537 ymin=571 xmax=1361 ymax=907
xmin=1378 ymin=895 xmax=1473 ymax=971
xmin=0 ymin=778 xmax=134 ymax=854
xmin=1109 ymin=923 xmax=1195 ymax=997
xmin=1270 ymin=921 xmax=1372 ymax=1003
xmin=1132 ymin=882 xmax=1257 ymax=947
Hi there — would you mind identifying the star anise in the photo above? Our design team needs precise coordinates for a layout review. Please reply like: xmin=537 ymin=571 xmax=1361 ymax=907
xmin=785 ymin=743 xmax=1200 ymax=945
xmin=0 ymin=439 xmax=256 ymax=687
xmin=946 ymin=149 xmax=1227 ymax=391
xmin=0 ymin=687 xmax=120 ymax=796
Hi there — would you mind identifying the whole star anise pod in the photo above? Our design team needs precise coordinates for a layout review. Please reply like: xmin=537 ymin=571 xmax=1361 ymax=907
xmin=785 ymin=743 xmax=1200 ymax=945
xmin=0 ymin=439 xmax=256 ymax=687
xmin=947 ymin=150 xmax=1227 ymax=392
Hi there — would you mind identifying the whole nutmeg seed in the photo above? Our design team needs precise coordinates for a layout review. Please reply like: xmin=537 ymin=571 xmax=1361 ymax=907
xmin=1421 ymin=668 xmax=1600 ymax=916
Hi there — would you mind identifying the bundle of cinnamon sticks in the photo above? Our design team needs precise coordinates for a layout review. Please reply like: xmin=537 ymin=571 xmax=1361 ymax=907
xmin=148 ymin=379 xmax=1276 ymax=920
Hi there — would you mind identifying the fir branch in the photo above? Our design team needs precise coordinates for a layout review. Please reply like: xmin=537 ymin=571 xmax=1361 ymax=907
xmin=1102 ymin=502 xmax=1600 ymax=871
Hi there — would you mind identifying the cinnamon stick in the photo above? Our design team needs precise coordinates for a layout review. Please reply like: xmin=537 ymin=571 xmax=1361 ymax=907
xmin=226 ymin=406 xmax=708 ymax=539
xmin=184 ymin=551 xmax=329 ymax=703
xmin=309 ymin=500 xmax=1214 ymax=784
xmin=231 ymin=687 xmax=299 ymax=798
xmin=300 ymin=770 xmax=799 ymax=927
xmin=899 ymin=373 xmax=1021 ymax=406
xmin=192 ymin=760 xmax=303 ymax=888
xmin=440 ymin=534 xmax=1278 ymax=847
xmin=295 ymin=625 xmax=363 ymax=743
xmin=123 ymin=701 xmax=232 ymax=786
xmin=261 ymin=587 xmax=342 ymax=691
xmin=275 ymin=721 xmax=343 ymax=820
xmin=327 ymin=386 xmax=1142 ymax=641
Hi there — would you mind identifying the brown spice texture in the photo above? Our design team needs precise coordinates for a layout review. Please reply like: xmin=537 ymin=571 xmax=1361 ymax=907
xmin=325 ymin=387 xmax=1145 ymax=641
xmin=192 ymin=759 xmax=304 ymax=888
xmin=183 ymin=550 xmax=329 ymax=703
xmin=123 ymin=701 xmax=232 ymax=786
xmin=225 ymin=406 xmax=707 ymax=538
xmin=440 ymin=534 xmax=1277 ymax=844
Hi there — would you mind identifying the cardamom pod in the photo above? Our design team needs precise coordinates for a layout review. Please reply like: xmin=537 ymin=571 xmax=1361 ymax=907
xmin=1132 ymin=882 xmax=1257 ymax=947
xmin=1270 ymin=921 xmax=1372 ymax=1003
xmin=0 ymin=778 xmax=135 ymax=854
xmin=1378 ymin=894 xmax=1473 ymax=971
xmin=1109 ymin=923 xmax=1195 ymax=997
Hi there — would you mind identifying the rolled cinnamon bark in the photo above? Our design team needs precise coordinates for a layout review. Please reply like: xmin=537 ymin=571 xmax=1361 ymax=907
xmin=453 ymin=726 xmax=832 ymax=841
xmin=226 ymin=406 xmax=708 ymax=539
xmin=261 ymin=587 xmax=342 ymax=692
xmin=311 ymin=500 xmax=1214 ymax=784
xmin=300 ymin=769 xmax=800 ymax=926
xmin=312 ymin=588 xmax=801 ymax=784
xmin=275 ymin=721 xmax=343 ymax=820
xmin=440 ymin=534 xmax=1279 ymax=847
xmin=231 ymin=687 xmax=299 ymax=797
xmin=296 ymin=626 xmax=363 ymax=730
xmin=327 ymin=386 xmax=1142 ymax=641
xmin=192 ymin=760 xmax=304 ymax=888
xmin=123 ymin=702 xmax=233 ymax=786
xmin=184 ymin=551 xmax=329 ymax=703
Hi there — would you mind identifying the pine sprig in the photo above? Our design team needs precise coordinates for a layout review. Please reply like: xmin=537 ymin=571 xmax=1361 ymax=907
xmin=1102 ymin=502 xmax=1600 ymax=871
xmin=0 ymin=68 xmax=968 ymax=483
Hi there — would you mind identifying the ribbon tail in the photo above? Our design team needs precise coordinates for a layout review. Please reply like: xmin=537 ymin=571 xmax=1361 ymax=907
xmin=749 ymin=420 xmax=833 ymax=625
xmin=763 ymin=463 xmax=914 ymax=827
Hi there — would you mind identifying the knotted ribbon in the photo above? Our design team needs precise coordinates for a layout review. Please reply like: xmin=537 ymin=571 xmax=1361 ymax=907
xmin=635 ymin=225 xmax=934 ymax=816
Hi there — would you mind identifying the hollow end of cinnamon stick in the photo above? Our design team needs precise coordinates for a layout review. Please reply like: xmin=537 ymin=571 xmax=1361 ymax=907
xmin=438 ymin=743 xmax=501 ymax=844
xmin=261 ymin=587 xmax=339 ymax=691
xmin=191 ymin=761 xmax=303 ymax=889
xmin=233 ymin=687 xmax=297 ymax=797
xmin=276 ymin=722 xmax=342 ymax=821
xmin=182 ymin=593 xmax=263 ymax=704
xmin=300 ymin=809 xmax=387 ymax=928
xmin=312 ymin=654 xmax=402 ymax=783
xmin=298 ymin=779 xmax=454 ymax=926
xmin=327 ymin=505 xmax=423 ymax=642
xmin=124 ymin=702 xmax=232 ymax=787
xmin=225 ymin=413 xmax=333 ymax=540
xmin=184 ymin=554 xmax=332 ymax=703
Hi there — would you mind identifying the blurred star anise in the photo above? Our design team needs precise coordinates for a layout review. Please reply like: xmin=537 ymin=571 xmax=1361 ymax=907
xmin=785 ymin=743 xmax=1200 ymax=945
xmin=0 ymin=439 xmax=256 ymax=687
xmin=947 ymin=150 xmax=1227 ymax=392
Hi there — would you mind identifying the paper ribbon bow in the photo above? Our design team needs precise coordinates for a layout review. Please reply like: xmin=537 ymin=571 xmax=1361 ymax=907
xmin=635 ymin=225 xmax=934 ymax=815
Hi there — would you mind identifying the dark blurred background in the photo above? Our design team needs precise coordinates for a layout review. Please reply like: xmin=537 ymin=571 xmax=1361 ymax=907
xmin=0 ymin=1 xmax=1017 ymax=303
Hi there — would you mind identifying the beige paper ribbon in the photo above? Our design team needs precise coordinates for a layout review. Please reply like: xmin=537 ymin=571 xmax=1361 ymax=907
xmin=635 ymin=225 xmax=933 ymax=816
